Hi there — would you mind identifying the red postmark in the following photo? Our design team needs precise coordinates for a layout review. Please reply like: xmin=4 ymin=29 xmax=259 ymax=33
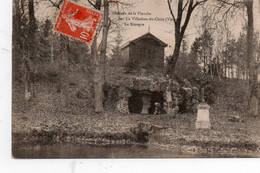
xmin=53 ymin=0 xmax=101 ymax=44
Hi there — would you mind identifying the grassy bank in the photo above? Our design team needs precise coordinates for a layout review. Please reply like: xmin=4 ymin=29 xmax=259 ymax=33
xmin=150 ymin=112 xmax=260 ymax=156
xmin=12 ymin=111 xmax=137 ymax=145
xmin=12 ymin=77 xmax=260 ymax=157
xmin=12 ymin=110 xmax=260 ymax=156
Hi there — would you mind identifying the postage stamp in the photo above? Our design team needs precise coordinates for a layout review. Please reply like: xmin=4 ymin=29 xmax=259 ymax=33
xmin=53 ymin=0 xmax=101 ymax=44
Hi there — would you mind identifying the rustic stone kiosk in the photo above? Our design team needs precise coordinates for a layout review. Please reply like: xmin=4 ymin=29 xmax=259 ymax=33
xmin=105 ymin=72 xmax=200 ymax=115
xmin=105 ymin=32 xmax=200 ymax=115
xmin=107 ymin=74 xmax=168 ymax=114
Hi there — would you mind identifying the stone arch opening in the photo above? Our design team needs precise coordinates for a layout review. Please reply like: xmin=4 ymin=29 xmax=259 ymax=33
xmin=128 ymin=90 xmax=165 ymax=114
xmin=128 ymin=90 xmax=143 ymax=113
xmin=148 ymin=91 xmax=165 ymax=114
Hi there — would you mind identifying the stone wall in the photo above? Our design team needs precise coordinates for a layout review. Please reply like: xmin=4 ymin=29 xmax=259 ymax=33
xmin=105 ymin=73 xmax=200 ymax=115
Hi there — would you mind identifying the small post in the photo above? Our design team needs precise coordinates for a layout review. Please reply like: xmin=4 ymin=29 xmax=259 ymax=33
xmin=196 ymin=88 xmax=211 ymax=129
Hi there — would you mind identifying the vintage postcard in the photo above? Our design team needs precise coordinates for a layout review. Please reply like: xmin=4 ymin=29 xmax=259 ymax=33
xmin=12 ymin=0 xmax=260 ymax=158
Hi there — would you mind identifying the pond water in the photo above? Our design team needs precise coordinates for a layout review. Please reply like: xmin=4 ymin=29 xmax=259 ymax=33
xmin=12 ymin=143 xmax=254 ymax=158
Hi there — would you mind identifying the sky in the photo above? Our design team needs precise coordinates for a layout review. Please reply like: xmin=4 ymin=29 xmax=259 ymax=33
xmin=35 ymin=0 xmax=260 ymax=56
xmin=108 ymin=0 xmax=260 ymax=55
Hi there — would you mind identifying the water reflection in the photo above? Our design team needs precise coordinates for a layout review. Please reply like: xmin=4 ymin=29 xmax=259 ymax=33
xmin=13 ymin=143 xmax=185 ymax=158
xmin=12 ymin=143 xmax=254 ymax=158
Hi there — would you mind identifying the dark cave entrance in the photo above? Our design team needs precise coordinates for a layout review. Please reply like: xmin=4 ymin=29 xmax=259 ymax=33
xmin=128 ymin=90 xmax=165 ymax=114
xmin=128 ymin=90 xmax=143 ymax=114
xmin=148 ymin=91 xmax=165 ymax=114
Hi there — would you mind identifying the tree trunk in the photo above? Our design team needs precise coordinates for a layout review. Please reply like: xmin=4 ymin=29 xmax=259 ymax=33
xmin=93 ymin=37 xmax=104 ymax=112
xmin=93 ymin=0 xmax=109 ymax=112
xmin=50 ymin=34 xmax=54 ymax=64
xmin=166 ymin=0 xmax=200 ymax=75
xmin=22 ymin=46 xmax=32 ymax=100
xmin=231 ymin=65 xmax=234 ymax=78
xmin=28 ymin=0 xmax=37 ymax=33
xmin=59 ymin=35 xmax=69 ymax=107
xmin=245 ymin=0 xmax=259 ymax=116
xmin=23 ymin=0 xmax=37 ymax=100
xmin=224 ymin=59 xmax=227 ymax=78
xmin=167 ymin=38 xmax=182 ymax=75
xmin=13 ymin=0 xmax=31 ymax=100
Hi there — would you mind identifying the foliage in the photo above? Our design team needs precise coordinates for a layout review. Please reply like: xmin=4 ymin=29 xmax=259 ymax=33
xmin=174 ymin=37 xmax=202 ymax=81
xmin=193 ymin=30 xmax=214 ymax=74
xmin=166 ymin=0 xmax=207 ymax=73
xmin=123 ymin=60 xmax=138 ymax=74
xmin=109 ymin=29 xmax=123 ymax=66
xmin=203 ymin=76 xmax=219 ymax=104
xmin=12 ymin=1 xmax=93 ymax=105
xmin=211 ymin=78 xmax=249 ymax=114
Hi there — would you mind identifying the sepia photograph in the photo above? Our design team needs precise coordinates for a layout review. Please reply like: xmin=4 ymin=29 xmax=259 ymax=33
xmin=11 ymin=0 xmax=260 ymax=158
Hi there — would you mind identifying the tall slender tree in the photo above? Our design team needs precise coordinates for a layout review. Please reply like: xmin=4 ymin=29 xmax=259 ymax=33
xmin=15 ymin=0 xmax=38 ymax=101
xmin=166 ymin=0 xmax=207 ymax=75
xmin=94 ymin=0 xmax=110 ymax=112
xmin=215 ymin=0 xmax=258 ymax=116
xmin=244 ymin=0 xmax=258 ymax=116
xmin=87 ymin=0 xmax=110 ymax=112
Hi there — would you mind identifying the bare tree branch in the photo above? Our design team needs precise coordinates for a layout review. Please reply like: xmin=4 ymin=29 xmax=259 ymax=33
xmin=108 ymin=0 xmax=132 ymax=6
xmin=217 ymin=0 xmax=244 ymax=8
xmin=87 ymin=0 xmax=96 ymax=7
xmin=176 ymin=0 xmax=184 ymax=32
xmin=47 ymin=0 xmax=64 ymax=9
xmin=167 ymin=0 xmax=176 ymax=23
xmin=217 ymin=5 xmax=233 ymax=23
xmin=181 ymin=0 xmax=195 ymax=37
xmin=167 ymin=0 xmax=207 ymax=72
xmin=182 ymin=0 xmax=190 ymax=11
